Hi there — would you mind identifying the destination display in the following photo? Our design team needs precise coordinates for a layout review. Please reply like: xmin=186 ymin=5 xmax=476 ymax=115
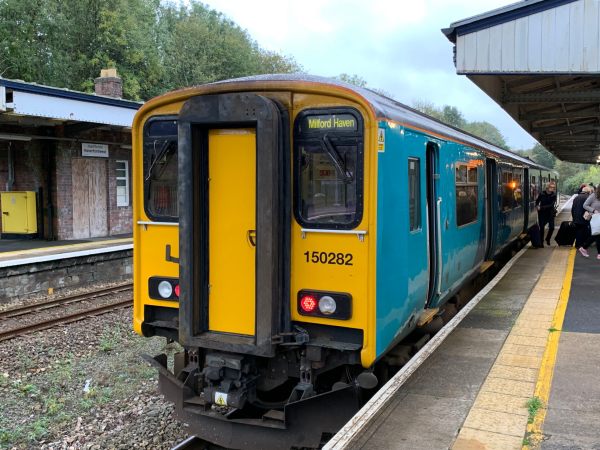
xmin=302 ymin=113 xmax=358 ymax=132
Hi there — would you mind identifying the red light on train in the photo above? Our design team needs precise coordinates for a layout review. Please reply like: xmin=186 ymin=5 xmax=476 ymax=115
xmin=174 ymin=284 xmax=180 ymax=298
xmin=299 ymin=295 xmax=317 ymax=313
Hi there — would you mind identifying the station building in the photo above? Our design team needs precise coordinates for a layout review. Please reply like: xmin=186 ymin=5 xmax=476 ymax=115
xmin=0 ymin=69 xmax=141 ymax=241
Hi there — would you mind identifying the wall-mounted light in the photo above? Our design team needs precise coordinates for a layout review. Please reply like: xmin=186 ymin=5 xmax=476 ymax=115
xmin=0 ymin=133 xmax=32 ymax=141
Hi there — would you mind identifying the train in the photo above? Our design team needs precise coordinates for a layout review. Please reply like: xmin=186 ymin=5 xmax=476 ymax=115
xmin=132 ymin=74 xmax=556 ymax=449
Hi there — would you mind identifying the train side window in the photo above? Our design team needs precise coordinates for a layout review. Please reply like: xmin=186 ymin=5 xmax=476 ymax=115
xmin=408 ymin=158 xmax=421 ymax=231
xmin=143 ymin=118 xmax=178 ymax=221
xmin=294 ymin=109 xmax=364 ymax=229
xmin=455 ymin=163 xmax=478 ymax=226
xmin=513 ymin=168 xmax=523 ymax=207
xmin=530 ymin=175 xmax=538 ymax=200
xmin=500 ymin=169 xmax=513 ymax=211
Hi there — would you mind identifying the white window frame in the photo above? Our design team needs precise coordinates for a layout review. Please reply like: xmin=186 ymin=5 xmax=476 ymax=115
xmin=116 ymin=160 xmax=130 ymax=207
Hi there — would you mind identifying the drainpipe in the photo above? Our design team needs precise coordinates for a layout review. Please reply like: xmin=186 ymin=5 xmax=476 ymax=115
xmin=6 ymin=142 xmax=14 ymax=191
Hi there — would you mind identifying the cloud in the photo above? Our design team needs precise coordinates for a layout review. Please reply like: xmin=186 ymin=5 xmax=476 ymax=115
xmin=199 ymin=0 xmax=538 ymax=149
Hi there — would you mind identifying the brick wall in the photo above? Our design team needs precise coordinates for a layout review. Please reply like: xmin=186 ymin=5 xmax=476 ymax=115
xmin=0 ymin=250 xmax=132 ymax=302
xmin=0 ymin=127 xmax=132 ymax=240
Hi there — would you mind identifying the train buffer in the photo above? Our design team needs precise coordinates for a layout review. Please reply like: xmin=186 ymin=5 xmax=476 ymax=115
xmin=326 ymin=206 xmax=600 ymax=450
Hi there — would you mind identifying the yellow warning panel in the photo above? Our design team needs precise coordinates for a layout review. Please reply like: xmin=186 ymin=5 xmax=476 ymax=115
xmin=1 ymin=191 xmax=37 ymax=234
xmin=208 ymin=128 xmax=256 ymax=336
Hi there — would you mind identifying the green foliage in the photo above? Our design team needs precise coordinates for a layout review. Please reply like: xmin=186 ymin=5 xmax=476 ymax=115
xmin=526 ymin=396 xmax=543 ymax=424
xmin=0 ymin=0 xmax=301 ymax=100
xmin=561 ymin=165 xmax=600 ymax=194
xmin=412 ymin=100 xmax=507 ymax=148
xmin=529 ymin=143 xmax=556 ymax=169
xmin=335 ymin=73 xmax=368 ymax=87
xmin=464 ymin=121 xmax=508 ymax=149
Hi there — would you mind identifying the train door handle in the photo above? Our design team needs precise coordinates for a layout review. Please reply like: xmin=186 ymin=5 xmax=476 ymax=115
xmin=247 ymin=230 xmax=256 ymax=247
xmin=165 ymin=244 xmax=180 ymax=264
xmin=2 ymin=211 xmax=8 ymax=215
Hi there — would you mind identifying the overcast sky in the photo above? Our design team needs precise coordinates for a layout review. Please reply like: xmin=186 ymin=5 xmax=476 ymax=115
xmin=199 ymin=0 xmax=537 ymax=150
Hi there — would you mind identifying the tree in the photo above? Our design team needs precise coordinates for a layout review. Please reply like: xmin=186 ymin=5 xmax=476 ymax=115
xmin=463 ymin=121 xmax=508 ymax=149
xmin=0 ymin=0 xmax=300 ymax=100
xmin=441 ymin=105 xmax=466 ymax=129
xmin=529 ymin=143 xmax=556 ymax=169
xmin=335 ymin=73 xmax=368 ymax=87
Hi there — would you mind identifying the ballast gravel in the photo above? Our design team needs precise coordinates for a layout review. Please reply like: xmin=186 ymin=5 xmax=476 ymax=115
xmin=0 ymin=288 xmax=190 ymax=449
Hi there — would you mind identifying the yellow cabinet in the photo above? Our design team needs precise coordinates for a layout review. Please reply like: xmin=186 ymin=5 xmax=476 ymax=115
xmin=1 ymin=191 xmax=37 ymax=234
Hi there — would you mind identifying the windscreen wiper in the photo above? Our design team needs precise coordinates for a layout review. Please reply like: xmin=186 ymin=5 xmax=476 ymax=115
xmin=322 ymin=134 xmax=353 ymax=183
xmin=145 ymin=139 xmax=175 ymax=182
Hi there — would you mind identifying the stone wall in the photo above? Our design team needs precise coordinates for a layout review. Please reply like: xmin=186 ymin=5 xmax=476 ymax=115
xmin=0 ymin=250 xmax=132 ymax=303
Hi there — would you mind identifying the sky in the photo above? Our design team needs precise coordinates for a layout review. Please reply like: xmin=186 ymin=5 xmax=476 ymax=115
xmin=199 ymin=0 xmax=538 ymax=150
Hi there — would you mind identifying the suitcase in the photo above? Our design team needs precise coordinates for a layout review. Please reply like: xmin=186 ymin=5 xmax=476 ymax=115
xmin=529 ymin=224 xmax=543 ymax=248
xmin=554 ymin=221 xmax=576 ymax=246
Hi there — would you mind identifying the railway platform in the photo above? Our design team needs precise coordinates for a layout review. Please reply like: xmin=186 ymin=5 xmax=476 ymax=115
xmin=0 ymin=236 xmax=133 ymax=302
xmin=326 ymin=206 xmax=600 ymax=449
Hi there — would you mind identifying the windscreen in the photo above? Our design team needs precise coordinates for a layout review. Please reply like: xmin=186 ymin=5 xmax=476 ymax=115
xmin=294 ymin=109 xmax=364 ymax=229
xmin=143 ymin=119 xmax=178 ymax=220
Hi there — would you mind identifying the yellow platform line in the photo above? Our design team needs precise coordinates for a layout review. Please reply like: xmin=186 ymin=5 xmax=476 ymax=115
xmin=452 ymin=248 xmax=571 ymax=450
xmin=524 ymin=248 xmax=576 ymax=449
xmin=0 ymin=237 xmax=132 ymax=259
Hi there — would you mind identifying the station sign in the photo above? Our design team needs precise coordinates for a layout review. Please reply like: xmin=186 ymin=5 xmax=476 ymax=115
xmin=82 ymin=142 xmax=109 ymax=158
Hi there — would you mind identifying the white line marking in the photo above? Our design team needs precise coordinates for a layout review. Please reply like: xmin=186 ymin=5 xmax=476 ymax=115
xmin=0 ymin=244 xmax=133 ymax=268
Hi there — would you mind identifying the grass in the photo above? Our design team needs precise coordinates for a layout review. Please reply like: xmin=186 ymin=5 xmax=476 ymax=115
xmin=99 ymin=325 xmax=123 ymax=352
xmin=548 ymin=327 xmax=559 ymax=333
xmin=526 ymin=396 xmax=544 ymax=424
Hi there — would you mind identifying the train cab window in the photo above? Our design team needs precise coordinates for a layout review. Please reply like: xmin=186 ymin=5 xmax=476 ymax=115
xmin=143 ymin=118 xmax=178 ymax=221
xmin=455 ymin=163 xmax=478 ymax=226
xmin=294 ymin=109 xmax=364 ymax=229
xmin=408 ymin=158 xmax=421 ymax=231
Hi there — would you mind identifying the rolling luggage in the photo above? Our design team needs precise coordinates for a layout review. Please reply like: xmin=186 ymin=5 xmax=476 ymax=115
xmin=529 ymin=223 xmax=543 ymax=248
xmin=554 ymin=221 xmax=576 ymax=246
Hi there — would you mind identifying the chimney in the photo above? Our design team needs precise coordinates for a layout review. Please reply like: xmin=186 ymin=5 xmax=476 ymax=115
xmin=94 ymin=68 xmax=123 ymax=99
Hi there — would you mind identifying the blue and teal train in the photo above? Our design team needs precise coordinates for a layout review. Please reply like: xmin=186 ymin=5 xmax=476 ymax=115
xmin=133 ymin=74 xmax=556 ymax=449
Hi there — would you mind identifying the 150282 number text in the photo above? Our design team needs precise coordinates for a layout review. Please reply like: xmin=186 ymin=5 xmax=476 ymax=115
xmin=303 ymin=251 xmax=353 ymax=266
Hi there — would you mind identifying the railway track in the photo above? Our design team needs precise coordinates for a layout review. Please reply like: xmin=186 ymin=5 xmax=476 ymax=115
xmin=0 ymin=283 xmax=133 ymax=342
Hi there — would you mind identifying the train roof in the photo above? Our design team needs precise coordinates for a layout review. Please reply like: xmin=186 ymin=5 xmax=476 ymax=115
xmin=156 ymin=73 xmax=555 ymax=173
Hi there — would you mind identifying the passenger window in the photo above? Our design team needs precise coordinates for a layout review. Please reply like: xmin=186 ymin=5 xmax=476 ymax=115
xmin=408 ymin=158 xmax=421 ymax=231
xmin=456 ymin=163 xmax=478 ymax=226
xmin=143 ymin=119 xmax=178 ymax=220
xmin=500 ymin=170 xmax=513 ymax=211
xmin=530 ymin=175 xmax=538 ymax=201
xmin=513 ymin=169 xmax=523 ymax=207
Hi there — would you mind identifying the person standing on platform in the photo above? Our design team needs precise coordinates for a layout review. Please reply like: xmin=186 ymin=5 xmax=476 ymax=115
xmin=536 ymin=182 xmax=557 ymax=247
xmin=578 ymin=189 xmax=600 ymax=259
xmin=572 ymin=186 xmax=592 ymax=249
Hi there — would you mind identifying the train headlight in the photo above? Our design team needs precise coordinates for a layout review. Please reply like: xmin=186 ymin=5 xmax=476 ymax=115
xmin=318 ymin=296 xmax=337 ymax=315
xmin=158 ymin=280 xmax=173 ymax=299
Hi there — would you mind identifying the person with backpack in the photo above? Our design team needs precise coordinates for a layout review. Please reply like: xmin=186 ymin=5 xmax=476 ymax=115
xmin=572 ymin=186 xmax=592 ymax=249
xmin=579 ymin=188 xmax=600 ymax=259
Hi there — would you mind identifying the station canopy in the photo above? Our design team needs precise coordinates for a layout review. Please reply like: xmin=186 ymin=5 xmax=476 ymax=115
xmin=444 ymin=0 xmax=600 ymax=164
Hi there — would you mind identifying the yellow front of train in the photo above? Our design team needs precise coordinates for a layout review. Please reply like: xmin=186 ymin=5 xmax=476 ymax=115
xmin=132 ymin=77 xmax=379 ymax=449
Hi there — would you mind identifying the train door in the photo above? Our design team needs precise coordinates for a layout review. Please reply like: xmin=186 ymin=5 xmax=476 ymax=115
xmin=426 ymin=141 xmax=440 ymax=305
xmin=484 ymin=158 xmax=497 ymax=259
xmin=208 ymin=129 xmax=256 ymax=335
xmin=177 ymin=93 xmax=289 ymax=357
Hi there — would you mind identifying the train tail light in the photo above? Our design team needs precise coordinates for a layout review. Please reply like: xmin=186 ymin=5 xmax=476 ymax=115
xmin=174 ymin=284 xmax=180 ymax=298
xmin=300 ymin=294 xmax=318 ymax=313
xmin=297 ymin=290 xmax=351 ymax=320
